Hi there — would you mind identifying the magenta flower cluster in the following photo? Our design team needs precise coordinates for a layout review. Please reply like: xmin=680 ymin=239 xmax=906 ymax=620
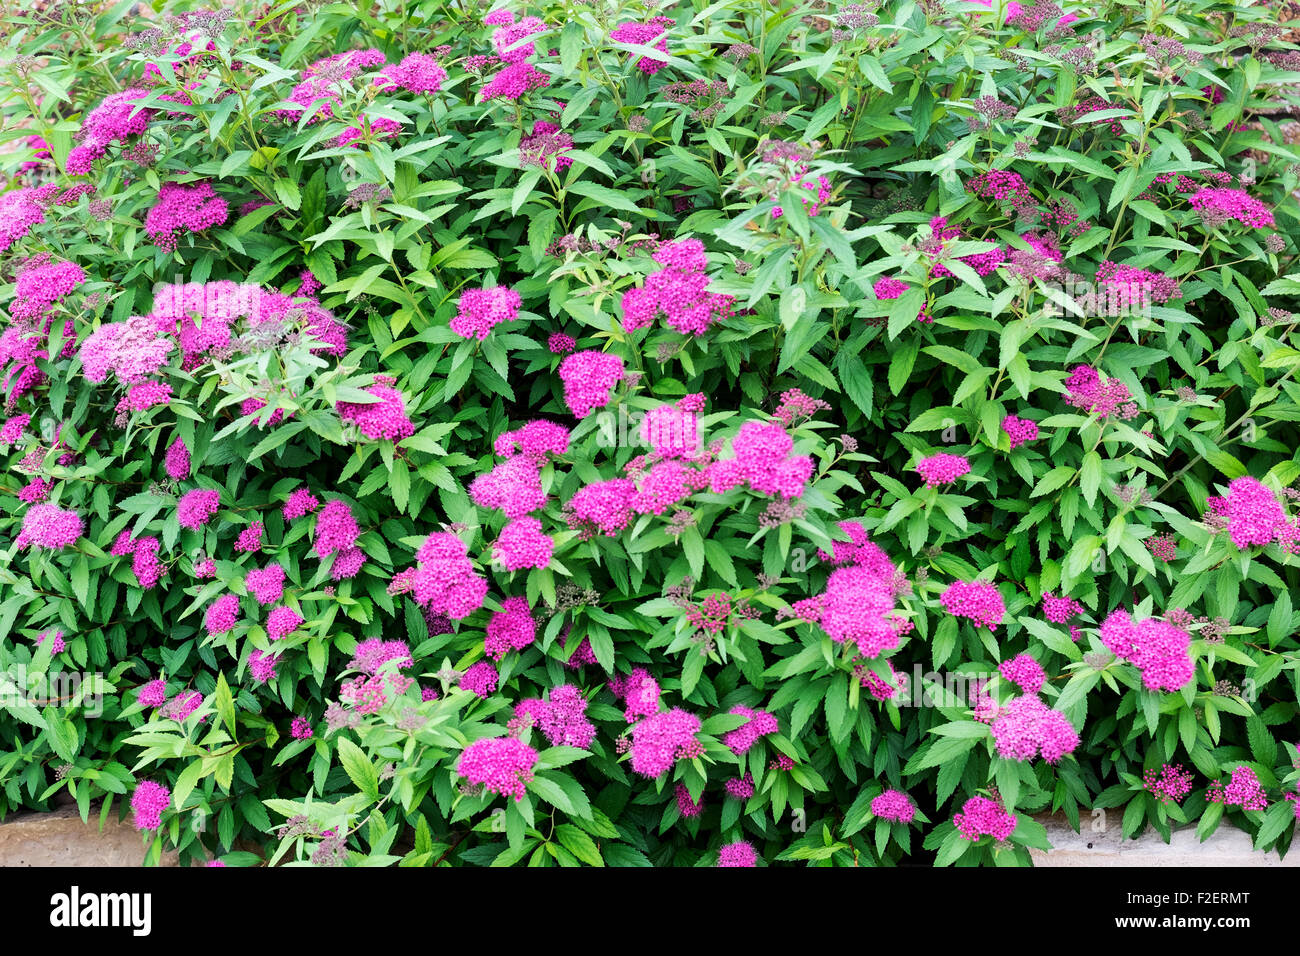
xmin=457 ymin=737 xmax=538 ymax=801
xmin=620 ymin=239 xmax=735 ymax=337
xmin=941 ymin=580 xmax=1006 ymax=630
xmin=515 ymin=684 xmax=596 ymax=749
xmin=953 ymin=795 xmax=1017 ymax=841
xmin=916 ymin=452 xmax=971 ymax=487
xmin=990 ymin=694 xmax=1080 ymax=764
xmin=130 ymin=781 xmax=172 ymax=831
xmin=450 ymin=286 xmax=521 ymax=340
xmin=1099 ymin=610 xmax=1194 ymax=692
xmin=709 ymin=421 xmax=813 ymax=499
xmin=628 ymin=707 xmax=703 ymax=778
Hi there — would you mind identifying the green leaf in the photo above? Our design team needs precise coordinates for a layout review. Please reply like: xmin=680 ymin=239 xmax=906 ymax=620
xmin=555 ymin=823 xmax=604 ymax=866
xmin=338 ymin=737 xmax=380 ymax=801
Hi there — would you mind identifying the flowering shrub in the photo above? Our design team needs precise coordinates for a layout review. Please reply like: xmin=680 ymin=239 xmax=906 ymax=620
xmin=1 ymin=0 xmax=1299 ymax=869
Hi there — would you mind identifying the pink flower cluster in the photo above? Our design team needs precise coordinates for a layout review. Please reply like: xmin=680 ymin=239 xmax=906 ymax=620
xmin=205 ymin=593 xmax=240 ymax=636
xmin=1143 ymin=763 xmax=1194 ymax=805
xmin=772 ymin=166 xmax=832 ymax=218
xmin=471 ymin=457 xmax=547 ymax=518
xmin=494 ymin=419 xmax=570 ymax=464
xmin=1188 ymin=188 xmax=1275 ymax=229
xmin=872 ymin=789 xmax=916 ymax=823
xmin=177 ymin=488 xmax=221 ymax=530
xmin=1099 ymin=610 xmax=1194 ymax=692
xmin=1002 ymin=414 xmax=1038 ymax=449
xmin=283 ymin=487 xmax=320 ymax=521
xmin=801 ymin=523 xmax=908 ymax=657
xmin=492 ymin=15 xmax=547 ymax=63
xmin=709 ymin=421 xmax=813 ymax=499
xmin=145 ymin=181 xmax=229 ymax=252
xmin=494 ymin=517 xmax=554 ymax=571
xmin=941 ymin=580 xmax=1005 ymax=630
xmin=457 ymin=737 xmax=538 ymax=801
xmin=609 ymin=17 xmax=675 ymax=74
xmin=15 ymin=505 xmax=82 ymax=550
xmin=723 ymin=705 xmax=779 ymax=755
xmin=610 ymin=668 xmax=661 ymax=722
xmin=726 ymin=773 xmax=755 ymax=799
xmin=349 ymin=639 xmax=413 ymax=674
xmin=1206 ymin=477 xmax=1292 ymax=551
xmin=674 ymin=782 xmax=704 ymax=817
xmin=138 ymin=679 xmax=168 ymax=708
xmin=450 ymin=286 xmax=521 ymax=340
xmin=717 ymin=840 xmax=758 ymax=866
xmin=130 ymin=781 xmax=171 ymax=831
xmin=0 ymin=188 xmax=46 ymax=254
xmin=558 ymin=351 xmax=624 ymax=417
xmin=267 ymin=606 xmax=304 ymax=641
xmin=565 ymin=478 xmax=635 ymax=538
xmin=1206 ymin=766 xmax=1269 ymax=811
xmin=1042 ymin=592 xmax=1083 ymax=624
xmin=515 ymin=685 xmax=596 ymax=749
xmin=640 ymin=403 xmax=699 ymax=458
xmin=279 ymin=49 xmax=387 ymax=122
xmin=395 ymin=532 xmax=488 ymax=619
xmin=629 ymin=707 xmax=703 ymax=778
xmin=953 ymin=795 xmax=1017 ymax=841
xmin=1094 ymin=261 xmax=1182 ymax=308
xmin=999 ymin=654 xmax=1046 ymax=694
xmin=313 ymin=499 xmax=360 ymax=561
xmin=1064 ymin=364 xmax=1138 ymax=421
xmin=375 ymin=53 xmax=448 ymax=94
xmin=245 ymin=563 xmax=286 ymax=605
xmin=620 ymin=238 xmax=734 ymax=336
xmin=165 ymin=437 xmax=191 ymax=480
xmin=66 ymin=89 xmax=155 ymax=173
xmin=990 ymin=694 xmax=1079 ymax=763
xmin=520 ymin=120 xmax=573 ymax=170
xmin=461 ymin=661 xmax=500 ymax=699
xmin=484 ymin=597 xmax=536 ymax=660
xmin=336 ymin=375 xmax=416 ymax=442
xmin=248 ymin=650 xmax=278 ymax=684
xmin=916 ymin=452 xmax=971 ymax=487
xmin=479 ymin=61 xmax=550 ymax=101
